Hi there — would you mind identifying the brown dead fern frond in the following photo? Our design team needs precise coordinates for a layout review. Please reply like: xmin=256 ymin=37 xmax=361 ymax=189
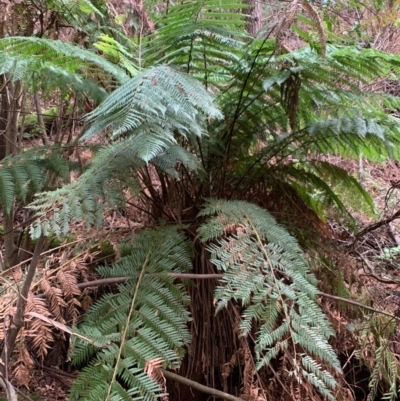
xmin=0 ymin=299 xmax=16 ymax=341
xmin=222 ymin=351 xmax=240 ymax=393
xmin=56 ymin=270 xmax=81 ymax=299
xmin=80 ymin=289 xmax=93 ymax=312
xmin=241 ymin=347 xmax=255 ymax=400
xmin=280 ymin=71 xmax=301 ymax=131
xmin=12 ymin=342 xmax=35 ymax=389
xmin=41 ymin=276 xmax=67 ymax=323
xmin=66 ymin=297 xmax=81 ymax=326
xmin=25 ymin=294 xmax=54 ymax=361
xmin=241 ymin=346 xmax=264 ymax=401
xmin=146 ymin=358 xmax=168 ymax=401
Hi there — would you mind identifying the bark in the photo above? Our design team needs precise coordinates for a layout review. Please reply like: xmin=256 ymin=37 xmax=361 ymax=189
xmin=0 ymin=79 xmax=8 ymax=160
xmin=6 ymin=80 xmax=22 ymax=156
xmin=34 ymin=92 xmax=49 ymax=144
xmin=0 ymin=235 xmax=45 ymax=380
xmin=246 ymin=0 xmax=262 ymax=36
xmin=3 ymin=213 xmax=18 ymax=268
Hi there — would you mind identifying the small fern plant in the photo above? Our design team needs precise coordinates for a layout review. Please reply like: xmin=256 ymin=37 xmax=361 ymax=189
xmin=198 ymin=199 xmax=342 ymax=400
xmin=69 ymin=227 xmax=192 ymax=401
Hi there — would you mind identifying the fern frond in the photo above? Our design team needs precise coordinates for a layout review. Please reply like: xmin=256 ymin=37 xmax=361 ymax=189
xmin=0 ymin=146 xmax=70 ymax=215
xmin=69 ymin=227 xmax=192 ymax=401
xmin=151 ymin=145 xmax=199 ymax=178
xmin=355 ymin=315 xmax=400 ymax=401
xmin=281 ymin=160 xmax=375 ymax=220
xmin=305 ymin=116 xmax=400 ymax=160
xmin=83 ymin=65 xmax=222 ymax=140
xmin=145 ymin=0 xmax=248 ymax=89
xmin=0 ymin=36 xmax=128 ymax=91
xmin=198 ymin=199 xmax=341 ymax=400
xmin=29 ymin=133 xmax=201 ymax=237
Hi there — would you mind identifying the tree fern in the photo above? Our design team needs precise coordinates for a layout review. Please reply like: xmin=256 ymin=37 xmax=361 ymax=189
xmin=29 ymin=64 xmax=221 ymax=236
xmin=69 ymin=227 xmax=192 ymax=401
xmin=198 ymin=199 xmax=341 ymax=400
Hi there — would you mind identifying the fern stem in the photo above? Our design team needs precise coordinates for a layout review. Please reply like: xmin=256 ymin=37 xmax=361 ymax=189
xmin=244 ymin=214 xmax=299 ymax=365
xmin=105 ymin=251 xmax=149 ymax=401
xmin=220 ymin=32 xmax=276 ymax=192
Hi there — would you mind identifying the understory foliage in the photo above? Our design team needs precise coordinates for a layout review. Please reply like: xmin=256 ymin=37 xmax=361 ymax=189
xmin=1 ymin=0 xmax=400 ymax=399
xmin=68 ymin=203 xmax=342 ymax=401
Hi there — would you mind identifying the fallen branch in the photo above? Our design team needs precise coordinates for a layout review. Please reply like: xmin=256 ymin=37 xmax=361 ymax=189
xmin=77 ymin=273 xmax=224 ymax=289
xmin=355 ymin=209 xmax=400 ymax=240
xmin=160 ymin=369 xmax=244 ymax=401
xmin=318 ymin=291 xmax=400 ymax=321
xmin=357 ymin=251 xmax=400 ymax=284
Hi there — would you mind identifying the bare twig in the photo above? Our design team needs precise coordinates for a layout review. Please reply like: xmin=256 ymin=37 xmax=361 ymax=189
xmin=77 ymin=273 xmax=224 ymax=289
xmin=0 ymin=377 xmax=17 ymax=401
xmin=357 ymin=251 xmax=400 ymax=284
xmin=160 ymin=368 xmax=245 ymax=401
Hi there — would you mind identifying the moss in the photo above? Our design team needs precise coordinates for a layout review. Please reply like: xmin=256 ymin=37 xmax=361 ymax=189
xmin=97 ymin=240 xmax=115 ymax=258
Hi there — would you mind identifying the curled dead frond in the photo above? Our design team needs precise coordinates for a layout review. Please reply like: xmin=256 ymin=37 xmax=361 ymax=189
xmin=12 ymin=343 xmax=35 ymax=389
xmin=56 ymin=270 xmax=81 ymax=299
xmin=302 ymin=2 xmax=326 ymax=57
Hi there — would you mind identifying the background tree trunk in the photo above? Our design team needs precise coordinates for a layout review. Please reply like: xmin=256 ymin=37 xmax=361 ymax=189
xmin=246 ymin=0 xmax=262 ymax=36
xmin=0 ymin=79 xmax=8 ymax=160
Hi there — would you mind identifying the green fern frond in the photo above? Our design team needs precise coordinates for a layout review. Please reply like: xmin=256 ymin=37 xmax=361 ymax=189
xmin=69 ymin=227 xmax=192 ymax=401
xmin=354 ymin=315 xmax=400 ymax=401
xmin=282 ymin=160 xmax=375 ymax=220
xmin=30 ymin=139 xmax=143 ymax=237
xmin=29 ymin=134 xmax=199 ymax=237
xmin=146 ymin=0 xmax=247 ymax=87
xmin=151 ymin=145 xmax=199 ymax=178
xmin=0 ymin=36 xmax=129 ymax=87
xmin=0 ymin=146 xmax=70 ymax=215
xmin=83 ymin=65 xmax=222 ymax=140
xmin=198 ymin=199 xmax=341 ymax=400
xmin=50 ymin=0 xmax=105 ymax=18
xmin=305 ymin=117 xmax=400 ymax=160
